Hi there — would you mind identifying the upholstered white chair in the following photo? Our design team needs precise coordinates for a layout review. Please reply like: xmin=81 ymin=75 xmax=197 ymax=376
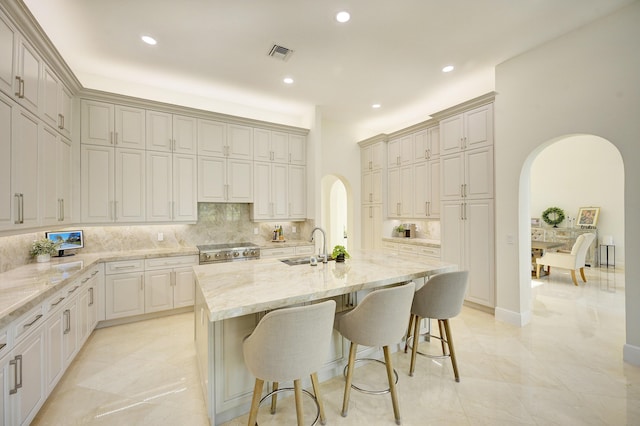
xmin=535 ymin=233 xmax=596 ymax=285
xmin=243 ymin=300 xmax=336 ymax=426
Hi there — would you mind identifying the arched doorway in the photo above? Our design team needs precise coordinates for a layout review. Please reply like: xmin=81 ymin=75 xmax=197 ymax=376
xmin=320 ymin=174 xmax=353 ymax=253
xmin=522 ymin=134 xmax=624 ymax=308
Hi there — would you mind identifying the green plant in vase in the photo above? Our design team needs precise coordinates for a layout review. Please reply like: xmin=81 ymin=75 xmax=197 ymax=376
xmin=30 ymin=238 xmax=60 ymax=262
xmin=331 ymin=245 xmax=350 ymax=262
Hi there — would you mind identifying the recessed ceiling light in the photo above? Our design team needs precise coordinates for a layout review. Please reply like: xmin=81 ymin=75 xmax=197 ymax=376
xmin=372 ymin=104 xmax=381 ymax=109
xmin=336 ymin=11 xmax=351 ymax=23
xmin=283 ymin=77 xmax=294 ymax=84
xmin=141 ymin=35 xmax=157 ymax=45
xmin=442 ymin=65 xmax=454 ymax=73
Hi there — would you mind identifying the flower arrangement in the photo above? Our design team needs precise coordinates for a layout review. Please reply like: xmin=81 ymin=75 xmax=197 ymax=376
xmin=29 ymin=238 xmax=60 ymax=257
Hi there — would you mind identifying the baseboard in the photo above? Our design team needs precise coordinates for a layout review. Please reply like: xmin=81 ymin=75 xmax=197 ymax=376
xmin=623 ymin=343 xmax=640 ymax=366
xmin=96 ymin=306 xmax=194 ymax=329
xmin=495 ymin=307 xmax=532 ymax=327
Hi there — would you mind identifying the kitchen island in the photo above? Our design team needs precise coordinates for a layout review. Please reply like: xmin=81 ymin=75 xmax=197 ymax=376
xmin=193 ymin=248 xmax=456 ymax=425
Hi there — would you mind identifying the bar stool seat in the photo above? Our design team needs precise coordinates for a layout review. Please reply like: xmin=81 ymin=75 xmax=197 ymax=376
xmin=243 ymin=300 xmax=336 ymax=426
xmin=406 ymin=271 xmax=468 ymax=382
xmin=334 ymin=282 xmax=415 ymax=425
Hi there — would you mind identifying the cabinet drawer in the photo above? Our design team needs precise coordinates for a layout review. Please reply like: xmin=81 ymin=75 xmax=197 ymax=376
xmin=397 ymin=244 xmax=417 ymax=254
xmin=14 ymin=304 xmax=45 ymax=342
xmin=145 ymin=255 xmax=198 ymax=270
xmin=0 ymin=327 xmax=9 ymax=359
xmin=261 ymin=247 xmax=295 ymax=258
xmin=105 ymin=259 xmax=144 ymax=274
xmin=416 ymin=246 xmax=441 ymax=258
xmin=44 ymin=289 xmax=68 ymax=314
xmin=294 ymin=245 xmax=314 ymax=255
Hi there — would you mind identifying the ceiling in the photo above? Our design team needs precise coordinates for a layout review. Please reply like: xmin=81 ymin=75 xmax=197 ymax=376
xmin=22 ymin=0 xmax=634 ymax=134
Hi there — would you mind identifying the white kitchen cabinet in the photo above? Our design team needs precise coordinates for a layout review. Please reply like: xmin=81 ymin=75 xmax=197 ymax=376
xmin=105 ymin=260 xmax=145 ymax=320
xmin=81 ymin=100 xmax=145 ymax=149
xmin=288 ymin=164 xmax=306 ymax=219
xmin=41 ymin=65 xmax=72 ymax=138
xmin=40 ymin=125 xmax=71 ymax=225
xmin=0 ymin=12 xmax=17 ymax=98
xmin=9 ymin=320 xmax=45 ymax=426
xmin=260 ymin=246 xmax=295 ymax=258
xmin=387 ymin=134 xmax=413 ymax=168
xmin=44 ymin=304 xmax=64 ymax=393
xmin=251 ymin=161 xmax=288 ymax=220
xmin=12 ymin=105 xmax=39 ymax=228
xmin=14 ymin=36 xmax=41 ymax=117
xmin=198 ymin=155 xmax=253 ymax=203
xmin=414 ymin=159 xmax=440 ymax=218
xmin=144 ymin=265 xmax=196 ymax=313
xmin=361 ymin=139 xmax=385 ymax=172
xmin=362 ymin=168 xmax=383 ymax=204
xmin=441 ymin=145 xmax=493 ymax=201
xmin=0 ymin=93 xmax=13 ymax=230
xmin=288 ymin=134 xmax=306 ymax=165
xmin=81 ymin=145 xmax=146 ymax=223
xmin=387 ymin=165 xmax=413 ymax=218
xmin=413 ymin=126 xmax=440 ymax=161
xmin=253 ymin=128 xmax=288 ymax=163
xmin=146 ymin=110 xmax=197 ymax=154
xmin=146 ymin=151 xmax=197 ymax=222
xmin=61 ymin=292 xmax=79 ymax=367
xmin=441 ymin=199 xmax=495 ymax=307
xmin=1 ymin=350 xmax=9 ymax=425
xmin=198 ymin=119 xmax=253 ymax=160
xmin=440 ymin=103 xmax=493 ymax=155
xmin=361 ymin=204 xmax=383 ymax=250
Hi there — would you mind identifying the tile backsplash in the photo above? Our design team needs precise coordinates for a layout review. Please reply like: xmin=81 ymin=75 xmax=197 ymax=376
xmin=0 ymin=204 xmax=313 ymax=273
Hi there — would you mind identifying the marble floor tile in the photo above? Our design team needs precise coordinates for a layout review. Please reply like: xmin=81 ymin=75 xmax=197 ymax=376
xmin=33 ymin=267 xmax=640 ymax=425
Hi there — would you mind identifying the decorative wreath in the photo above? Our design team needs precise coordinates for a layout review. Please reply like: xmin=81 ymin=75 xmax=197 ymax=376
xmin=542 ymin=207 xmax=565 ymax=227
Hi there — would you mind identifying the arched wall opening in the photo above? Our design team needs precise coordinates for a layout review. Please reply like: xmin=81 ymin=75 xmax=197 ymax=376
xmin=320 ymin=174 xmax=354 ymax=254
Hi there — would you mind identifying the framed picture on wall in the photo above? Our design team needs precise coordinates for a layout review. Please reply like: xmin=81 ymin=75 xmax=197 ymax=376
xmin=577 ymin=207 xmax=600 ymax=227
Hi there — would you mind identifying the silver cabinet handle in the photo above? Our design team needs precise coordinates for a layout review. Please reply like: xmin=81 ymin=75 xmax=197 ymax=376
xmin=63 ymin=309 xmax=71 ymax=334
xmin=89 ymin=287 xmax=94 ymax=306
xmin=464 ymin=183 xmax=467 ymax=198
xmin=113 ymin=264 xmax=136 ymax=270
xmin=14 ymin=193 xmax=21 ymax=224
xmin=368 ymin=160 xmax=372 ymax=170
xmin=460 ymin=203 xmax=464 ymax=220
xmin=23 ymin=314 xmax=43 ymax=329
xmin=9 ymin=354 xmax=22 ymax=394
xmin=91 ymin=270 xmax=100 ymax=276
xmin=51 ymin=297 xmax=65 ymax=307
xmin=115 ymin=132 xmax=119 ymax=145
xmin=15 ymin=76 xmax=21 ymax=97
xmin=81 ymin=277 xmax=90 ymax=283
xmin=425 ymin=201 xmax=429 ymax=217
xmin=68 ymin=285 xmax=80 ymax=294
xmin=15 ymin=76 xmax=25 ymax=98
xmin=19 ymin=193 xmax=24 ymax=223
xmin=460 ymin=184 xmax=464 ymax=198
xmin=110 ymin=131 xmax=114 ymax=145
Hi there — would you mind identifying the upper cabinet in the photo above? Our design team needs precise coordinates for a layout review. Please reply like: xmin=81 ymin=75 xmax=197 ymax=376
xmin=440 ymin=103 xmax=493 ymax=155
xmin=387 ymin=134 xmax=413 ymax=168
xmin=146 ymin=110 xmax=197 ymax=154
xmin=14 ymin=35 xmax=41 ymax=116
xmin=253 ymin=129 xmax=305 ymax=165
xmin=198 ymin=119 xmax=252 ymax=160
xmin=81 ymin=100 xmax=146 ymax=149
xmin=0 ymin=13 xmax=17 ymax=100
xmin=413 ymin=126 xmax=440 ymax=161
xmin=361 ymin=139 xmax=384 ymax=172
xmin=41 ymin=65 xmax=72 ymax=139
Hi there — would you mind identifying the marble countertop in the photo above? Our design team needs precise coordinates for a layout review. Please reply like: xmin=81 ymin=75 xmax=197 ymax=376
xmin=194 ymin=249 xmax=455 ymax=322
xmin=260 ymin=240 xmax=314 ymax=249
xmin=382 ymin=237 xmax=441 ymax=247
xmin=0 ymin=247 xmax=198 ymax=329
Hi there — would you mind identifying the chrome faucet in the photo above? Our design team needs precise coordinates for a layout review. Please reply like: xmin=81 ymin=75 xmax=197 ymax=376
xmin=310 ymin=227 xmax=328 ymax=263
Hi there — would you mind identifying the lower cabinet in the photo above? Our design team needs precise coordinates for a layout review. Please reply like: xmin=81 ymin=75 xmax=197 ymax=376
xmin=9 ymin=325 xmax=45 ymax=426
xmin=361 ymin=204 xmax=383 ymax=249
xmin=105 ymin=271 xmax=145 ymax=320
xmin=0 ymin=351 xmax=9 ymax=425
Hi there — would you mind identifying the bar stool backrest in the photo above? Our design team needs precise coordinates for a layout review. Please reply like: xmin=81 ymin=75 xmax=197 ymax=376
xmin=411 ymin=271 xmax=469 ymax=320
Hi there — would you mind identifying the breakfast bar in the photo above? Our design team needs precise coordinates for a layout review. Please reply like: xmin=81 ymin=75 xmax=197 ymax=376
xmin=193 ymin=249 xmax=455 ymax=425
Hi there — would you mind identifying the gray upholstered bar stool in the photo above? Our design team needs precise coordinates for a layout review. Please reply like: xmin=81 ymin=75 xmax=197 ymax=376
xmin=407 ymin=271 xmax=468 ymax=381
xmin=334 ymin=282 xmax=416 ymax=425
xmin=243 ymin=300 xmax=336 ymax=426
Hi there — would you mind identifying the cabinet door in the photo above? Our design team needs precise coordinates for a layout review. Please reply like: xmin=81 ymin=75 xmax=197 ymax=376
xmin=81 ymin=145 xmax=114 ymax=223
xmin=116 ymin=148 xmax=146 ymax=222
xmin=41 ymin=66 xmax=59 ymax=129
xmin=198 ymin=155 xmax=226 ymax=202
xmin=77 ymin=289 xmax=89 ymax=345
xmin=12 ymin=107 xmax=39 ymax=227
xmin=105 ymin=273 xmax=144 ymax=320
xmin=465 ymin=146 xmax=494 ymax=199
xmin=58 ymin=85 xmax=72 ymax=139
xmin=173 ymin=115 xmax=197 ymax=154
xmin=174 ymin=267 xmax=195 ymax=308
xmin=39 ymin=125 xmax=59 ymax=225
xmin=440 ymin=200 xmax=464 ymax=269
xmin=428 ymin=159 xmax=440 ymax=217
xmin=271 ymin=163 xmax=288 ymax=219
xmin=440 ymin=153 xmax=464 ymax=201
xmin=15 ymin=38 xmax=41 ymax=115
xmin=361 ymin=169 xmax=382 ymax=204
xmin=11 ymin=328 xmax=45 ymax=426
xmin=252 ymin=128 xmax=271 ymax=162
xmin=146 ymin=151 xmax=172 ymax=221
xmin=288 ymin=164 xmax=306 ymax=219
xmin=1 ymin=353 xmax=9 ymax=425
xmin=428 ymin=126 xmax=440 ymax=158
xmin=115 ymin=105 xmax=145 ymax=149
xmin=440 ymin=113 xmax=463 ymax=155
xmin=227 ymin=124 xmax=253 ymax=159
xmin=86 ymin=279 xmax=99 ymax=332
xmin=45 ymin=314 xmax=64 ymax=393
xmin=465 ymin=104 xmax=493 ymax=150
xmin=387 ymin=138 xmax=400 ymax=168
xmin=414 ymin=161 xmax=428 ymax=217
xmin=197 ymin=119 xmax=226 ymax=156
xmin=413 ymin=129 xmax=429 ymax=161
xmin=399 ymin=165 xmax=414 ymax=217
xmin=146 ymin=110 xmax=172 ymax=152
xmin=288 ymin=134 xmax=305 ymax=165
xmin=80 ymin=100 xmax=114 ymax=146
xmin=387 ymin=167 xmax=400 ymax=218
xmin=144 ymin=270 xmax=173 ymax=313
xmin=271 ymin=131 xmax=289 ymax=163
xmin=62 ymin=300 xmax=78 ymax=366
xmin=58 ymin=138 xmax=72 ymax=223
xmin=0 ymin=95 xmax=11 ymax=230
xmin=173 ymin=154 xmax=197 ymax=221
xmin=464 ymin=199 xmax=495 ymax=307
xmin=0 ymin=13 xmax=16 ymax=97
xmin=251 ymin=162 xmax=271 ymax=219
xmin=227 ymin=158 xmax=253 ymax=202
xmin=361 ymin=204 xmax=382 ymax=250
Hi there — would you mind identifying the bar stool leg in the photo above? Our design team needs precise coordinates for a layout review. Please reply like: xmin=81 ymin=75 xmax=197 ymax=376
xmin=293 ymin=379 xmax=304 ymax=426
xmin=404 ymin=314 xmax=414 ymax=353
xmin=383 ymin=346 xmax=402 ymax=425
xmin=437 ymin=320 xmax=447 ymax=355
xmin=443 ymin=319 xmax=460 ymax=382
xmin=247 ymin=378 xmax=264 ymax=426
xmin=341 ymin=342 xmax=358 ymax=417
xmin=270 ymin=382 xmax=279 ymax=414
xmin=310 ymin=372 xmax=327 ymax=425
xmin=409 ymin=315 xmax=421 ymax=376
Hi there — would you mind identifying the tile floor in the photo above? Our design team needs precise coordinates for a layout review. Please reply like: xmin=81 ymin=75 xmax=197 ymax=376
xmin=33 ymin=266 xmax=640 ymax=425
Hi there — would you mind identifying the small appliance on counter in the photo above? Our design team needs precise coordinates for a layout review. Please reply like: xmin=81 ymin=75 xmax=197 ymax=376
xmin=402 ymin=223 xmax=416 ymax=238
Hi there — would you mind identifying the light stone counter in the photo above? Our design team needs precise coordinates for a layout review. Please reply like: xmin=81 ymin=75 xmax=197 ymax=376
xmin=382 ymin=237 xmax=441 ymax=247
xmin=0 ymin=247 xmax=197 ymax=329
xmin=259 ymin=240 xmax=314 ymax=249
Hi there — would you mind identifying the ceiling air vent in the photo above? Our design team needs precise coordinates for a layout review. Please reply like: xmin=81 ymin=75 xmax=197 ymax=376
xmin=268 ymin=44 xmax=294 ymax=61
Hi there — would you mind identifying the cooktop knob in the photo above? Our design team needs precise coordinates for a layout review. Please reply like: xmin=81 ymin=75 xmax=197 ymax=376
xmin=233 ymin=251 xmax=240 ymax=257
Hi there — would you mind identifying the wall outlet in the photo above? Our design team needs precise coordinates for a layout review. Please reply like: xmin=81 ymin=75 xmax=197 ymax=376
xmin=157 ymin=232 xmax=164 ymax=241
xmin=253 ymin=228 xmax=259 ymax=235
xmin=506 ymin=234 xmax=514 ymax=245
xmin=292 ymin=226 xmax=297 ymax=233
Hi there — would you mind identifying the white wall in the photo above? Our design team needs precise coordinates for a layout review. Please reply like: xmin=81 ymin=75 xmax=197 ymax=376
xmin=530 ymin=135 xmax=625 ymax=264
xmin=494 ymin=1 xmax=640 ymax=364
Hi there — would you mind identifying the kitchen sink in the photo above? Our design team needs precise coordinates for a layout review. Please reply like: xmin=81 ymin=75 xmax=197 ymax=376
xmin=279 ymin=257 xmax=335 ymax=266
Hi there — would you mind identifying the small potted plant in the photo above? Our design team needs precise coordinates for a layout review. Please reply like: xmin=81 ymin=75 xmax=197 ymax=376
xmin=331 ymin=245 xmax=350 ymax=263
xmin=30 ymin=238 xmax=60 ymax=263
xmin=394 ymin=224 xmax=405 ymax=238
